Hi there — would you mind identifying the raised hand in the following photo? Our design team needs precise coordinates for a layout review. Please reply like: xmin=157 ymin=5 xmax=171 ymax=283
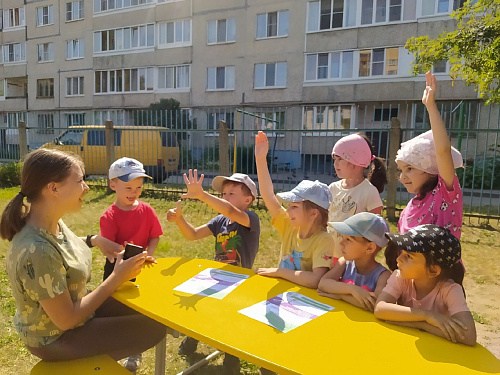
xmin=181 ymin=169 xmax=205 ymax=200
xmin=422 ymin=71 xmax=437 ymax=107
xmin=255 ymin=131 xmax=269 ymax=160
xmin=167 ymin=200 xmax=182 ymax=222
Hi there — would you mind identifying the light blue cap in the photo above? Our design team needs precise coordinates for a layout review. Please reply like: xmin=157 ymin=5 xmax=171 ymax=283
xmin=329 ymin=212 xmax=390 ymax=248
xmin=276 ymin=180 xmax=332 ymax=210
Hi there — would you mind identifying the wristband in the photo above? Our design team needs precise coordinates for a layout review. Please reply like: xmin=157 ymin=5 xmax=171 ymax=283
xmin=86 ymin=235 xmax=95 ymax=248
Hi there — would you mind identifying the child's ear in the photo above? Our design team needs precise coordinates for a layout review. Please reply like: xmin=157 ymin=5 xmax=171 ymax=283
xmin=427 ymin=264 xmax=442 ymax=278
xmin=366 ymin=241 xmax=377 ymax=255
xmin=109 ymin=179 xmax=117 ymax=191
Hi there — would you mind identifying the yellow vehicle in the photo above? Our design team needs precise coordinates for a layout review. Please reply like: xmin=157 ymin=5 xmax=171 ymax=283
xmin=42 ymin=125 xmax=179 ymax=182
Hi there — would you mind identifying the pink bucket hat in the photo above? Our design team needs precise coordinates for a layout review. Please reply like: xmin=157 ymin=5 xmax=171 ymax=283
xmin=332 ymin=134 xmax=374 ymax=168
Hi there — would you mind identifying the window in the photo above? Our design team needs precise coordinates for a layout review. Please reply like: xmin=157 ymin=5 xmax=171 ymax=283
xmin=414 ymin=101 xmax=478 ymax=135
xmin=94 ymin=24 xmax=154 ymax=53
xmin=66 ymin=1 xmax=84 ymax=21
xmin=95 ymin=68 xmax=154 ymax=93
xmin=207 ymin=18 xmax=236 ymax=44
xmin=94 ymin=0 xmax=154 ymax=13
xmin=64 ymin=114 xmax=86 ymax=128
xmin=374 ymin=108 xmax=398 ymax=121
xmin=37 ymin=79 xmax=54 ymax=98
xmin=2 ymin=43 xmax=26 ymax=63
xmin=37 ymin=43 xmax=54 ymax=62
xmin=359 ymin=47 xmax=399 ymax=76
xmin=66 ymin=77 xmax=84 ymax=96
xmin=303 ymin=105 xmax=352 ymax=131
xmin=158 ymin=20 xmax=191 ymax=47
xmin=421 ymin=0 xmax=464 ymax=15
xmin=361 ymin=0 xmax=403 ymax=24
xmin=256 ymin=10 xmax=289 ymax=39
xmin=36 ymin=5 xmax=53 ymax=26
xmin=158 ymin=65 xmax=190 ymax=90
xmin=254 ymin=62 xmax=287 ymax=88
xmin=38 ymin=113 xmax=55 ymax=134
xmin=66 ymin=39 xmax=84 ymax=59
xmin=86 ymin=129 xmax=122 ymax=146
xmin=305 ymin=51 xmax=353 ymax=80
xmin=207 ymin=66 xmax=235 ymax=90
xmin=0 ymin=79 xmax=4 ymax=98
xmin=255 ymin=111 xmax=286 ymax=130
xmin=432 ymin=60 xmax=447 ymax=73
xmin=207 ymin=111 xmax=235 ymax=130
xmin=93 ymin=110 xmax=126 ymax=125
xmin=3 ymin=7 xmax=25 ymax=29
xmin=307 ymin=0 xmax=353 ymax=31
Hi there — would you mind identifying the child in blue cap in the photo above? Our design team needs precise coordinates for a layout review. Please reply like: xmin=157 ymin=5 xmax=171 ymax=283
xmin=318 ymin=212 xmax=391 ymax=311
xmin=255 ymin=131 xmax=335 ymax=289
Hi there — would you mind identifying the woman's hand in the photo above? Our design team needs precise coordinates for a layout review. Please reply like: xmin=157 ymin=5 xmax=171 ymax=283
xmin=93 ymin=236 xmax=122 ymax=263
xmin=112 ymin=250 xmax=147 ymax=284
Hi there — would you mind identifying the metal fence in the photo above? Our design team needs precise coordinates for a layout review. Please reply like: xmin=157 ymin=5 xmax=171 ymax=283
xmin=1 ymin=102 xmax=500 ymax=222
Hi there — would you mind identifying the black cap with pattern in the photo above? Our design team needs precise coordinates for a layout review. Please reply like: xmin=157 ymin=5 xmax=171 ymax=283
xmin=385 ymin=224 xmax=461 ymax=269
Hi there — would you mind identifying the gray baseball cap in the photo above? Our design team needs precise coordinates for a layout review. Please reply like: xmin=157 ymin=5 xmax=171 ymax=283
xmin=212 ymin=173 xmax=257 ymax=198
xmin=329 ymin=212 xmax=390 ymax=248
xmin=276 ymin=180 xmax=332 ymax=210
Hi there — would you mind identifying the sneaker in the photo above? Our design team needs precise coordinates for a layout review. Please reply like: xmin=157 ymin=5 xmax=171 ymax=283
xmin=222 ymin=354 xmax=240 ymax=375
xmin=123 ymin=353 xmax=142 ymax=374
xmin=178 ymin=336 xmax=198 ymax=356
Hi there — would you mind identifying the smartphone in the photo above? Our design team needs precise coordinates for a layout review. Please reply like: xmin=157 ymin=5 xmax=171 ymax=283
xmin=124 ymin=243 xmax=144 ymax=260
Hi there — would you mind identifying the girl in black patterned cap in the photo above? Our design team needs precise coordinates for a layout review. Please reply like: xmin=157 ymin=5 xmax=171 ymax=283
xmin=374 ymin=224 xmax=476 ymax=346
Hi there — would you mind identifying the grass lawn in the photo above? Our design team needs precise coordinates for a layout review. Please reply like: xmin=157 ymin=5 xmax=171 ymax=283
xmin=0 ymin=187 xmax=499 ymax=374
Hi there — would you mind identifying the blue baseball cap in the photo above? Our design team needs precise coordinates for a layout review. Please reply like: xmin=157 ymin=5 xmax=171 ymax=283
xmin=329 ymin=212 xmax=390 ymax=248
xmin=109 ymin=157 xmax=152 ymax=182
xmin=276 ymin=180 xmax=332 ymax=210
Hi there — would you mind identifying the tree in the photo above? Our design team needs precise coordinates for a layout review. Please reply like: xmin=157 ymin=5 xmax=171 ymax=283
xmin=405 ymin=0 xmax=500 ymax=104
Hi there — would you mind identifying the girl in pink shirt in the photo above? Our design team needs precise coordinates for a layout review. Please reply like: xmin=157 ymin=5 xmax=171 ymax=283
xmin=374 ymin=225 xmax=476 ymax=346
xmin=396 ymin=72 xmax=463 ymax=240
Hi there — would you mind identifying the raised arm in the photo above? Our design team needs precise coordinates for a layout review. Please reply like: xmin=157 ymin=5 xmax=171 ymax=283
xmin=182 ymin=169 xmax=251 ymax=227
xmin=254 ymin=131 xmax=282 ymax=218
xmin=422 ymin=71 xmax=455 ymax=189
xmin=166 ymin=200 xmax=213 ymax=240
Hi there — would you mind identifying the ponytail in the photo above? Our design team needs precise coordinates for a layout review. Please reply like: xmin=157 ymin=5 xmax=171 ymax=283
xmin=356 ymin=133 xmax=388 ymax=193
xmin=0 ymin=193 xmax=29 ymax=241
xmin=0 ymin=148 xmax=84 ymax=242
xmin=384 ymin=241 xmax=400 ymax=271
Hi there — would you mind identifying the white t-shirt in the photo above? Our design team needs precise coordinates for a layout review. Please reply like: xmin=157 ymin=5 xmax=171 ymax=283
xmin=328 ymin=179 xmax=383 ymax=258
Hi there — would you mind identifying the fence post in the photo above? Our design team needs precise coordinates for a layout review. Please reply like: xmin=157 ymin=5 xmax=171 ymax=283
xmin=218 ymin=120 xmax=230 ymax=177
xmin=18 ymin=121 xmax=28 ymax=160
xmin=386 ymin=118 xmax=401 ymax=221
xmin=105 ymin=120 xmax=115 ymax=193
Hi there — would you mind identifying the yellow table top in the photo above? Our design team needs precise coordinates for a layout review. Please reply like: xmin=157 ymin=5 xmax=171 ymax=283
xmin=113 ymin=257 xmax=500 ymax=375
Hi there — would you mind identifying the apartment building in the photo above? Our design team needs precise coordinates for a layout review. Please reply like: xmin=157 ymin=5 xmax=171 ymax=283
xmin=0 ymin=0 xmax=485 ymax=157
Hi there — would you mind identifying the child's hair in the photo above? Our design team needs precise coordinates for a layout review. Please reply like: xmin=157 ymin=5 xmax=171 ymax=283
xmin=414 ymin=175 xmax=439 ymax=200
xmin=0 ymin=148 xmax=84 ymax=241
xmin=222 ymin=180 xmax=255 ymax=203
xmin=302 ymin=200 xmax=329 ymax=230
xmin=423 ymin=252 xmax=465 ymax=286
xmin=384 ymin=241 xmax=400 ymax=272
xmin=356 ymin=133 xmax=388 ymax=194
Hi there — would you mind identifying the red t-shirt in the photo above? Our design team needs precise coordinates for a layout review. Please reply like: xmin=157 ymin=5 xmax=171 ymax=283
xmin=100 ymin=201 xmax=163 ymax=249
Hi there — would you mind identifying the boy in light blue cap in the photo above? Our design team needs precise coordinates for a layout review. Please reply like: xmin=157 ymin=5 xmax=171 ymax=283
xmin=254 ymin=131 xmax=335 ymax=289
xmin=318 ymin=212 xmax=391 ymax=311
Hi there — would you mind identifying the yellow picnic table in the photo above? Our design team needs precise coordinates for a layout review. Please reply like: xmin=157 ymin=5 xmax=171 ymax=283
xmin=113 ymin=257 xmax=500 ymax=375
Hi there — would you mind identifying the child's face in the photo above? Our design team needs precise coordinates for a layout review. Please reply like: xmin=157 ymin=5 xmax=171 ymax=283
xmin=339 ymin=235 xmax=371 ymax=261
xmin=221 ymin=183 xmax=252 ymax=210
xmin=110 ymin=177 xmax=144 ymax=207
xmin=397 ymin=161 xmax=433 ymax=194
xmin=396 ymin=250 xmax=428 ymax=279
xmin=285 ymin=201 xmax=318 ymax=228
xmin=333 ymin=155 xmax=354 ymax=179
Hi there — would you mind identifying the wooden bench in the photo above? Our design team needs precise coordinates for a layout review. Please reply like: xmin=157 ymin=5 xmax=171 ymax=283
xmin=31 ymin=354 xmax=130 ymax=375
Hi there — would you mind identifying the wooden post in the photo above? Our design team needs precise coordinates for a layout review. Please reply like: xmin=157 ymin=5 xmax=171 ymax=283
xmin=218 ymin=120 xmax=230 ymax=177
xmin=18 ymin=121 xmax=28 ymax=160
xmin=105 ymin=120 xmax=115 ymax=193
xmin=386 ymin=117 xmax=401 ymax=222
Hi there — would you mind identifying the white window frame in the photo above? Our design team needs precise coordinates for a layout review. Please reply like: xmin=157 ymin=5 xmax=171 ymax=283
xmin=2 ymin=43 xmax=26 ymax=63
xmin=93 ymin=0 xmax=154 ymax=13
xmin=305 ymin=51 xmax=354 ymax=81
xmin=158 ymin=19 xmax=191 ymax=48
xmin=66 ymin=39 xmax=85 ymax=60
xmin=302 ymin=105 xmax=354 ymax=136
xmin=94 ymin=67 xmax=154 ymax=94
xmin=0 ymin=79 xmax=5 ymax=100
xmin=36 ymin=5 xmax=54 ymax=27
xmin=254 ymin=62 xmax=287 ymax=89
xmin=359 ymin=47 xmax=399 ymax=77
xmin=207 ymin=66 xmax=235 ymax=91
xmin=207 ymin=18 xmax=236 ymax=44
xmin=420 ymin=0 xmax=464 ymax=16
xmin=3 ymin=7 xmax=25 ymax=29
xmin=37 ymin=43 xmax=54 ymax=63
xmin=66 ymin=1 xmax=84 ymax=22
xmin=256 ymin=10 xmax=289 ymax=39
xmin=37 ymin=79 xmax=54 ymax=98
xmin=158 ymin=65 xmax=191 ymax=91
xmin=64 ymin=112 xmax=86 ymax=127
xmin=37 ymin=113 xmax=55 ymax=134
xmin=66 ymin=76 xmax=84 ymax=96
xmin=94 ymin=24 xmax=155 ymax=54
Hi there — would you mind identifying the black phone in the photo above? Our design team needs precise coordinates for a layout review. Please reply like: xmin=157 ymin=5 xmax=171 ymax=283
xmin=124 ymin=243 xmax=144 ymax=260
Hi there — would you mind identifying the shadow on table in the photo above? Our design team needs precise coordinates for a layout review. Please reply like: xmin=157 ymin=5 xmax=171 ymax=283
xmin=160 ymin=257 xmax=192 ymax=277
xmin=380 ymin=322 xmax=500 ymax=373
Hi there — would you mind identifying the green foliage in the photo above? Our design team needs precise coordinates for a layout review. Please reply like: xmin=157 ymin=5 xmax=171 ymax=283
xmin=0 ymin=162 xmax=22 ymax=187
xmin=457 ymin=156 xmax=500 ymax=189
xmin=405 ymin=0 xmax=500 ymax=104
